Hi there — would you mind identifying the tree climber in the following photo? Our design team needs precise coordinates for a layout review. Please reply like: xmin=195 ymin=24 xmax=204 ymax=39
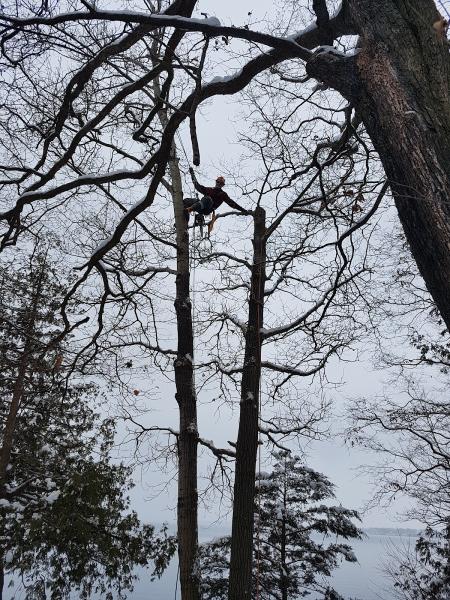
xmin=184 ymin=168 xmax=250 ymax=234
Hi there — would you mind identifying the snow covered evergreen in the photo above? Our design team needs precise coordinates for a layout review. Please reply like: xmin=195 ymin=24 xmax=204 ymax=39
xmin=200 ymin=451 xmax=361 ymax=599
xmin=0 ymin=250 xmax=175 ymax=599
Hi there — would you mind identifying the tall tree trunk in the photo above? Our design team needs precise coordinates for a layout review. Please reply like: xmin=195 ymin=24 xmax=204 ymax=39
xmin=308 ymin=0 xmax=450 ymax=329
xmin=0 ymin=559 xmax=4 ymax=600
xmin=170 ymin=152 xmax=199 ymax=600
xmin=281 ymin=466 xmax=288 ymax=600
xmin=0 ymin=262 xmax=45 ymax=600
xmin=229 ymin=207 xmax=266 ymax=600
xmin=352 ymin=0 xmax=450 ymax=330
xmin=445 ymin=518 xmax=450 ymax=597
xmin=0 ymin=354 xmax=27 ymax=496
xmin=0 ymin=264 xmax=44 ymax=493
xmin=0 ymin=347 xmax=28 ymax=593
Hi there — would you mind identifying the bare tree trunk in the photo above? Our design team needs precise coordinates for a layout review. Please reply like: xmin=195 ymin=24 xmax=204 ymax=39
xmin=229 ymin=207 xmax=266 ymax=600
xmin=281 ymin=466 xmax=288 ymax=600
xmin=352 ymin=0 xmax=450 ymax=329
xmin=170 ymin=152 xmax=199 ymax=600
xmin=0 ymin=263 xmax=45 ymax=600
xmin=0 ymin=349 xmax=27 ymax=599
xmin=0 ymin=261 xmax=45 ymax=494
xmin=0 ymin=559 xmax=3 ymax=600
xmin=445 ymin=518 xmax=450 ymax=600
xmin=308 ymin=0 xmax=450 ymax=329
xmin=0 ymin=354 xmax=27 ymax=496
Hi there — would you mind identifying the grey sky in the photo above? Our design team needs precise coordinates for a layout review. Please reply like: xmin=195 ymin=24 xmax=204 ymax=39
xmin=116 ymin=0 xmax=426 ymax=533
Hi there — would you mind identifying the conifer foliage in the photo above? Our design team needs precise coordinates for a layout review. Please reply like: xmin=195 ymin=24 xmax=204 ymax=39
xmin=0 ymin=251 xmax=175 ymax=600
xmin=389 ymin=525 xmax=450 ymax=600
xmin=200 ymin=452 xmax=361 ymax=600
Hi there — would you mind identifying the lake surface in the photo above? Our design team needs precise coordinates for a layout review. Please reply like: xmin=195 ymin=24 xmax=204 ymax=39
xmin=137 ymin=527 xmax=418 ymax=600
xmin=5 ymin=528 xmax=418 ymax=599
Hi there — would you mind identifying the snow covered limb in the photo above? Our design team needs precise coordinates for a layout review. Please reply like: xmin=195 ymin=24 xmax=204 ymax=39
xmin=126 ymin=422 xmax=235 ymax=459
xmin=99 ymin=264 xmax=178 ymax=277
xmin=197 ymin=438 xmax=236 ymax=459
xmin=0 ymin=10 xmax=316 ymax=62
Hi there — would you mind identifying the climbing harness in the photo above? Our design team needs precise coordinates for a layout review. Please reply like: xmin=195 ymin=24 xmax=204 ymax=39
xmin=176 ymin=129 xmax=212 ymax=240
xmin=194 ymin=213 xmax=205 ymax=237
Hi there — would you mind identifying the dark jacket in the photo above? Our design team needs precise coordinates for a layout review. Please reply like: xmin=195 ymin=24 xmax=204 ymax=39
xmin=193 ymin=181 xmax=247 ymax=213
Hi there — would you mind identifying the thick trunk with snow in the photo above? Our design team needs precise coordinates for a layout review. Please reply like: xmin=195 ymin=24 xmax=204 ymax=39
xmin=170 ymin=154 xmax=199 ymax=600
xmin=228 ymin=207 xmax=266 ymax=600
xmin=310 ymin=0 xmax=450 ymax=329
xmin=351 ymin=0 xmax=450 ymax=329
xmin=0 ymin=269 xmax=44 ymax=600
xmin=281 ymin=473 xmax=288 ymax=600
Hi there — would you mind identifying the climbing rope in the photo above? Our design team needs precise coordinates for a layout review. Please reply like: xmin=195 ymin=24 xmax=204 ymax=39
xmin=174 ymin=561 xmax=180 ymax=599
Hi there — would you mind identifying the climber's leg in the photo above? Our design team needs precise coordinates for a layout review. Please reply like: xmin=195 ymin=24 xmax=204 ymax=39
xmin=207 ymin=211 xmax=217 ymax=236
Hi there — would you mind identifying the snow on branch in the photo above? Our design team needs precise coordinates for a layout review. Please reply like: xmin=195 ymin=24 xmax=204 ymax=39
xmin=0 ymin=0 xmax=355 ymax=260
xmin=0 ymin=10 xmax=313 ymax=60
xmin=198 ymin=438 xmax=235 ymax=459
xmin=125 ymin=422 xmax=235 ymax=459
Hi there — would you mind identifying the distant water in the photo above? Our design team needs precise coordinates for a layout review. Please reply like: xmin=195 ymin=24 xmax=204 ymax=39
xmin=5 ymin=528 xmax=418 ymax=599
xmin=135 ymin=527 xmax=419 ymax=600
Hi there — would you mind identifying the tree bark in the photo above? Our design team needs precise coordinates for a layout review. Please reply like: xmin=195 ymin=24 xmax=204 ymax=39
xmin=170 ymin=152 xmax=199 ymax=600
xmin=229 ymin=207 xmax=266 ymax=600
xmin=281 ymin=465 xmax=288 ymax=600
xmin=0 ymin=262 xmax=45 ymax=600
xmin=0 ymin=261 xmax=45 ymax=495
xmin=309 ymin=0 xmax=450 ymax=329
xmin=445 ymin=518 xmax=450 ymax=598
xmin=0 ymin=354 xmax=27 ymax=496
xmin=353 ymin=0 xmax=450 ymax=330
xmin=0 ymin=559 xmax=3 ymax=600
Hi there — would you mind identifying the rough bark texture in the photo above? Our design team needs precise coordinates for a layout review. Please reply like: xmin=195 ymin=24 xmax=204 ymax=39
xmin=0 ymin=266 xmax=43 ymax=600
xmin=352 ymin=0 xmax=450 ymax=330
xmin=170 ymin=153 xmax=199 ymax=600
xmin=0 ymin=355 xmax=27 ymax=496
xmin=281 ymin=472 xmax=288 ymax=600
xmin=229 ymin=207 xmax=266 ymax=600
xmin=309 ymin=0 xmax=450 ymax=329
xmin=0 ymin=353 xmax=27 ymax=599
xmin=0 ymin=263 xmax=45 ymax=494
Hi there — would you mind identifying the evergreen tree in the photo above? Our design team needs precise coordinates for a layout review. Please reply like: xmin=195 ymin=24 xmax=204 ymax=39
xmin=200 ymin=452 xmax=361 ymax=600
xmin=0 ymin=251 xmax=175 ymax=600
xmin=389 ymin=524 xmax=450 ymax=600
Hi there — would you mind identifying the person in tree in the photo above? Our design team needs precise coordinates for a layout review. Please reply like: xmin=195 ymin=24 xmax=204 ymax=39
xmin=184 ymin=168 xmax=250 ymax=233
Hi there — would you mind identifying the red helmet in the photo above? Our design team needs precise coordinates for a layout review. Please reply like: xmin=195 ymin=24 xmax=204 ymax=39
xmin=216 ymin=176 xmax=225 ymax=186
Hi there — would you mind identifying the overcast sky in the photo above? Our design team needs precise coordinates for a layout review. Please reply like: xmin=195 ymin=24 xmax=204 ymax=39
xmin=113 ymin=0 xmax=428 ymax=534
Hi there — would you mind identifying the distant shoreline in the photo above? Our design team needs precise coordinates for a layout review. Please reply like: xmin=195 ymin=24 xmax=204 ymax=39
xmin=363 ymin=527 xmax=420 ymax=537
xmin=159 ymin=522 xmax=422 ymax=539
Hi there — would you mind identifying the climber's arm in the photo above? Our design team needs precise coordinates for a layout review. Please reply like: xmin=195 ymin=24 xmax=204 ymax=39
xmin=189 ymin=167 xmax=209 ymax=195
xmin=223 ymin=194 xmax=250 ymax=214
